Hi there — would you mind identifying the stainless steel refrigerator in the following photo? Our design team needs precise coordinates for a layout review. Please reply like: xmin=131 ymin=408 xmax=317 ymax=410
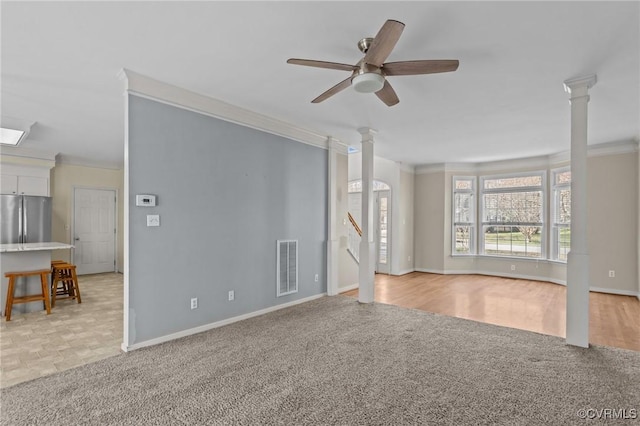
xmin=0 ymin=195 xmax=52 ymax=244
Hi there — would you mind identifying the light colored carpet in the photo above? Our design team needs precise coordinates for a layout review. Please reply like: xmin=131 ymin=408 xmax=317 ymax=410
xmin=1 ymin=296 xmax=638 ymax=425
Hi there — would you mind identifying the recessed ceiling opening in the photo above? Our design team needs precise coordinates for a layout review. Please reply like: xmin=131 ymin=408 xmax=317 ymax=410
xmin=0 ymin=128 xmax=26 ymax=146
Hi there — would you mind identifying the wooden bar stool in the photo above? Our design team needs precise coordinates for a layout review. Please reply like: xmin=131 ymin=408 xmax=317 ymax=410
xmin=51 ymin=263 xmax=81 ymax=307
xmin=50 ymin=260 xmax=67 ymax=293
xmin=4 ymin=269 xmax=52 ymax=321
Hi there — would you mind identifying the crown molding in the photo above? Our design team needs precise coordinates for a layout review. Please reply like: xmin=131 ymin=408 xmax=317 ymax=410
xmin=397 ymin=162 xmax=415 ymax=174
xmin=473 ymin=154 xmax=553 ymax=174
xmin=0 ymin=146 xmax=56 ymax=169
xmin=119 ymin=68 xmax=337 ymax=151
xmin=415 ymin=163 xmax=446 ymax=174
xmin=328 ymin=137 xmax=349 ymax=155
xmin=587 ymin=139 xmax=638 ymax=158
xmin=414 ymin=139 xmax=638 ymax=175
xmin=55 ymin=154 xmax=123 ymax=170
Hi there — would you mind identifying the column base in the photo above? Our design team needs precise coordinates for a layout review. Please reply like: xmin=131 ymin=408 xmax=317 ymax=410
xmin=566 ymin=252 xmax=590 ymax=348
xmin=358 ymin=241 xmax=376 ymax=304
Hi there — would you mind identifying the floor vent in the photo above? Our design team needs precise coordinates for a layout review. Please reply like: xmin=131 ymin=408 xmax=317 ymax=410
xmin=277 ymin=240 xmax=298 ymax=297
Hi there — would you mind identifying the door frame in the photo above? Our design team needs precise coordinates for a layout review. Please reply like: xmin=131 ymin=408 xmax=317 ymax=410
xmin=71 ymin=185 xmax=119 ymax=273
xmin=347 ymin=179 xmax=392 ymax=274
xmin=375 ymin=189 xmax=391 ymax=274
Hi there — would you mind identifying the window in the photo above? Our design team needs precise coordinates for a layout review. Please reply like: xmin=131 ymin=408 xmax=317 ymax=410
xmin=551 ymin=169 xmax=571 ymax=261
xmin=452 ymin=177 xmax=476 ymax=255
xmin=347 ymin=180 xmax=390 ymax=193
xmin=480 ymin=173 xmax=545 ymax=258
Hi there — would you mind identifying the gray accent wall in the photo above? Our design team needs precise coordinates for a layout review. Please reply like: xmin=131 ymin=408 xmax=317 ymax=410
xmin=127 ymin=95 xmax=327 ymax=345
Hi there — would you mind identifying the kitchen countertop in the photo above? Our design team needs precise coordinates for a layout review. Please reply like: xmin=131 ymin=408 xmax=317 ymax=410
xmin=0 ymin=242 xmax=74 ymax=253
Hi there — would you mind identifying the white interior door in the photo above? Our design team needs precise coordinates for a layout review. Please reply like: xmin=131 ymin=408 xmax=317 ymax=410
xmin=73 ymin=188 xmax=116 ymax=275
xmin=375 ymin=190 xmax=390 ymax=274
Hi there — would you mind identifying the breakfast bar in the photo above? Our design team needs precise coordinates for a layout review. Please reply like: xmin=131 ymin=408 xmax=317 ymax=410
xmin=0 ymin=242 xmax=74 ymax=316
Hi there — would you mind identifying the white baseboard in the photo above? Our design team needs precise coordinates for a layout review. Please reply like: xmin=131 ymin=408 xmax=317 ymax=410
xmin=416 ymin=267 xmax=564 ymax=284
xmin=338 ymin=283 xmax=359 ymax=293
xmin=414 ymin=268 xmax=445 ymax=274
xmin=412 ymin=269 xmax=640 ymax=297
xmin=474 ymin=270 xmax=566 ymax=286
xmin=393 ymin=269 xmax=416 ymax=276
xmin=121 ymin=293 xmax=326 ymax=352
xmin=589 ymin=286 xmax=640 ymax=297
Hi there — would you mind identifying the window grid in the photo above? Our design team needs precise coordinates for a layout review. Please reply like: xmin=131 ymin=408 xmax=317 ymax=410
xmin=452 ymin=176 xmax=476 ymax=255
xmin=480 ymin=172 xmax=545 ymax=259
xmin=551 ymin=168 xmax=571 ymax=262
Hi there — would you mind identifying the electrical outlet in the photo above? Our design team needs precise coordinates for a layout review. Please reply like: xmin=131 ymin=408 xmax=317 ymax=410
xmin=608 ymin=270 xmax=615 ymax=278
xmin=510 ymin=265 xmax=516 ymax=271
xmin=228 ymin=290 xmax=234 ymax=301
xmin=314 ymin=274 xmax=319 ymax=282
xmin=190 ymin=298 xmax=198 ymax=309
xmin=408 ymin=255 xmax=411 ymax=262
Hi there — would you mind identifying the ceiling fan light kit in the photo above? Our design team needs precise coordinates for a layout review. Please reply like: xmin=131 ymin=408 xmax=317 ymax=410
xmin=352 ymin=73 xmax=385 ymax=93
xmin=287 ymin=19 xmax=459 ymax=106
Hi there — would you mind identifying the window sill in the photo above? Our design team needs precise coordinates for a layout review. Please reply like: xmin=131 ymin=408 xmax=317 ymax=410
xmin=450 ymin=254 xmax=567 ymax=265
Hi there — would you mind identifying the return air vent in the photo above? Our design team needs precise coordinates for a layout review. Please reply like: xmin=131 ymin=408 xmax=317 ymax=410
xmin=277 ymin=240 xmax=298 ymax=297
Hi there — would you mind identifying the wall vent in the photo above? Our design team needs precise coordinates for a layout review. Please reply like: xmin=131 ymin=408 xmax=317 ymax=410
xmin=277 ymin=239 xmax=298 ymax=297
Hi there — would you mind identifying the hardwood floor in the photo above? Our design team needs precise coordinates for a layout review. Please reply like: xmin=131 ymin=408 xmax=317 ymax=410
xmin=342 ymin=272 xmax=640 ymax=352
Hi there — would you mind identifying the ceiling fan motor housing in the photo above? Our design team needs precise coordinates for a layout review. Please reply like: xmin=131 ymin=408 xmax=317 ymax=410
xmin=357 ymin=37 xmax=375 ymax=53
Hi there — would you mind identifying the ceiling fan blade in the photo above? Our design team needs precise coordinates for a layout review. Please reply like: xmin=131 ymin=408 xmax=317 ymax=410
xmin=363 ymin=20 xmax=405 ymax=67
xmin=382 ymin=60 xmax=459 ymax=76
xmin=311 ymin=76 xmax=353 ymax=103
xmin=375 ymin=80 xmax=400 ymax=107
xmin=287 ymin=58 xmax=357 ymax=72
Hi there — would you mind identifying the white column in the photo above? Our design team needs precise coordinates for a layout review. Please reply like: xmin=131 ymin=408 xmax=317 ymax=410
xmin=563 ymin=74 xmax=596 ymax=348
xmin=358 ymin=127 xmax=376 ymax=303
xmin=327 ymin=137 xmax=340 ymax=296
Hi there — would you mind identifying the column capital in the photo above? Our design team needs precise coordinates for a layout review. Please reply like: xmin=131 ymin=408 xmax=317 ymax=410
xmin=358 ymin=127 xmax=377 ymax=143
xmin=563 ymin=74 xmax=597 ymax=98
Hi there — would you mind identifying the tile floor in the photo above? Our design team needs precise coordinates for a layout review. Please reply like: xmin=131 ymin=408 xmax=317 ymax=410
xmin=0 ymin=273 xmax=123 ymax=388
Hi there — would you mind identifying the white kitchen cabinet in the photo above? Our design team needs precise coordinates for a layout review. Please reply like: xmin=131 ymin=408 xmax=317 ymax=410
xmin=0 ymin=175 xmax=18 ymax=194
xmin=0 ymin=174 xmax=49 ymax=196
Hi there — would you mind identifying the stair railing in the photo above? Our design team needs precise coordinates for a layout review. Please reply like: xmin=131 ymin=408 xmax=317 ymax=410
xmin=347 ymin=212 xmax=361 ymax=263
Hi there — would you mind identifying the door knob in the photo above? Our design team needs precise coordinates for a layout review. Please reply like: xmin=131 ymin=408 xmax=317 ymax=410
xmin=74 ymin=237 xmax=80 ymax=241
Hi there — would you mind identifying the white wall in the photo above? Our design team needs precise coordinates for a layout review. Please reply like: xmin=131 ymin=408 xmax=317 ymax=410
xmin=398 ymin=170 xmax=415 ymax=275
xmin=414 ymin=170 xmax=446 ymax=272
xmin=587 ymin=153 xmax=638 ymax=293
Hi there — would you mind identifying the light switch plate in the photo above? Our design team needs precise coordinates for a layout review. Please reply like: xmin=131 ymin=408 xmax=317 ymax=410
xmin=146 ymin=215 xmax=160 ymax=227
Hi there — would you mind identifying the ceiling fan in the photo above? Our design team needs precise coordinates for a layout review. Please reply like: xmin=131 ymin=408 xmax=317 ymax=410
xmin=287 ymin=19 xmax=459 ymax=107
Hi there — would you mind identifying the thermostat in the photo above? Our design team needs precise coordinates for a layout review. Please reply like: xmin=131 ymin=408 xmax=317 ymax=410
xmin=136 ymin=194 xmax=156 ymax=207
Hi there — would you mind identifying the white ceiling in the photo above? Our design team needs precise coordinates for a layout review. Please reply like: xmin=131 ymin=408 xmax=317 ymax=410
xmin=2 ymin=1 xmax=638 ymax=169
